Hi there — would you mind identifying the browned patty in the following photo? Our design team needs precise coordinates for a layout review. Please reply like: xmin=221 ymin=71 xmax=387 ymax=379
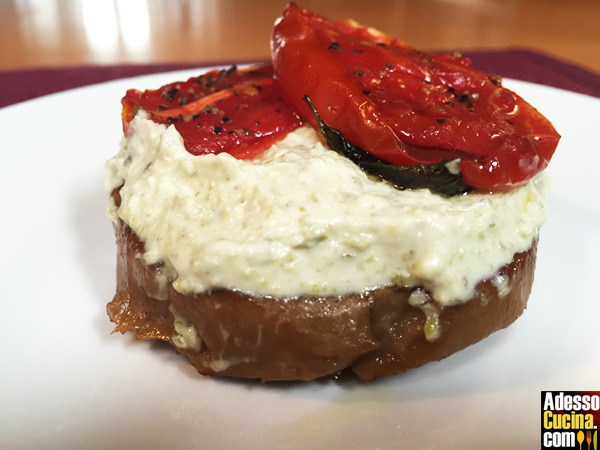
xmin=107 ymin=204 xmax=537 ymax=382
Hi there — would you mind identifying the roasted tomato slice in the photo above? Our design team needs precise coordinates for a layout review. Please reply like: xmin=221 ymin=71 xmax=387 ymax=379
xmin=271 ymin=4 xmax=560 ymax=189
xmin=121 ymin=65 xmax=302 ymax=159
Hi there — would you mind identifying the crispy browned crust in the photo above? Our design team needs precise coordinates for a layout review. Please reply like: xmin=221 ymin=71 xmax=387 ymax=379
xmin=107 ymin=212 xmax=537 ymax=382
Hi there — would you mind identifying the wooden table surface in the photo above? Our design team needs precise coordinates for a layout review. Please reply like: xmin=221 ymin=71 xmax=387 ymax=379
xmin=1 ymin=0 xmax=599 ymax=74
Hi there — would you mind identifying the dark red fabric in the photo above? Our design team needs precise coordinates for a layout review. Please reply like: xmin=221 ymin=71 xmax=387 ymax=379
xmin=461 ymin=49 xmax=600 ymax=99
xmin=1 ymin=50 xmax=598 ymax=109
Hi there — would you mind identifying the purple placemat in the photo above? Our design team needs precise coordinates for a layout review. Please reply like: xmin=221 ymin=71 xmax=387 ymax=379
xmin=1 ymin=49 xmax=599 ymax=109
xmin=464 ymin=49 xmax=600 ymax=98
xmin=0 ymin=59 xmax=259 ymax=109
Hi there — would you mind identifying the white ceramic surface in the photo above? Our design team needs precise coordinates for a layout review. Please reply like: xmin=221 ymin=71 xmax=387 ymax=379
xmin=1 ymin=69 xmax=598 ymax=449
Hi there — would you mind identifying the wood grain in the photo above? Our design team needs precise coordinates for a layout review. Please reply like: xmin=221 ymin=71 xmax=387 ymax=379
xmin=1 ymin=0 xmax=599 ymax=74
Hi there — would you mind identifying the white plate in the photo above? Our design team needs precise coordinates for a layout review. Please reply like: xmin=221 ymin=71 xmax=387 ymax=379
xmin=1 ymin=69 xmax=598 ymax=449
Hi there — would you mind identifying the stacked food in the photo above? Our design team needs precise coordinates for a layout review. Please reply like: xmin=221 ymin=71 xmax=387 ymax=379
xmin=105 ymin=4 xmax=559 ymax=381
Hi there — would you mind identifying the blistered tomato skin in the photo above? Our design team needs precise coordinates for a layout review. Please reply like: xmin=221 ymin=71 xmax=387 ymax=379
xmin=271 ymin=4 xmax=560 ymax=189
xmin=121 ymin=65 xmax=302 ymax=159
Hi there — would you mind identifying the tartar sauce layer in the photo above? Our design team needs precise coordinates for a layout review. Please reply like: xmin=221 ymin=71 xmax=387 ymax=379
xmin=106 ymin=113 xmax=549 ymax=305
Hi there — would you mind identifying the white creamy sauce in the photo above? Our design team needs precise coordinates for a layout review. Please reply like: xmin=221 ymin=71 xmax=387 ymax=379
xmin=106 ymin=113 xmax=549 ymax=306
xmin=170 ymin=305 xmax=202 ymax=351
xmin=408 ymin=289 xmax=441 ymax=342
xmin=209 ymin=357 xmax=254 ymax=373
xmin=491 ymin=272 xmax=511 ymax=298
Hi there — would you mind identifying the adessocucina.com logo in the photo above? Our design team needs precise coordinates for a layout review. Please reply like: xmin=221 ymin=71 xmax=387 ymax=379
xmin=542 ymin=391 xmax=599 ymax=449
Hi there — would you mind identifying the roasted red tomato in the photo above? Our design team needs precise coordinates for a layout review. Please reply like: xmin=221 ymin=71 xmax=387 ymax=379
xmin=272 ymin=4 xmax=560 ymax=189
xmin=122 ymin=65 xmax=302 ymax=159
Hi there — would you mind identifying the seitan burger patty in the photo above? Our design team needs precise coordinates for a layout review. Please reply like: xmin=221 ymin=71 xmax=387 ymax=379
xmin=108 ymin=189 xmax=537 ymax=382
